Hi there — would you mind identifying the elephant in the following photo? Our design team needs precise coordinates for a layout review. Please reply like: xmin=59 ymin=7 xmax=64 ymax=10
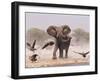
xmin=47 ymin=25 xmax=72 ymax=59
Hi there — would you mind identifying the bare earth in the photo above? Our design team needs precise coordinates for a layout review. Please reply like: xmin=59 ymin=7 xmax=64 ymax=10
xmin=25 ymin=44 xmax=89 ymax=68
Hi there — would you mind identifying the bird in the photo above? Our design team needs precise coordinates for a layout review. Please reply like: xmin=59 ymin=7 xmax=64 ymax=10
xmin=29 ymin=54 xmax=39 ymax=62
xmin=26 ymin=40 xmax=37 ymax=51
xmin=73 ymin=51 xmax=90 ymax=58
xmin=42 ymin=41 xmax=54 ymax=49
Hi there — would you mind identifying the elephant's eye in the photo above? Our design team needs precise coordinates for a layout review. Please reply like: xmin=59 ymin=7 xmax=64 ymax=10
xmin=63 ymin=29 xmax=67 ymax=32
xmin=63 ymin=29 xmax=68 ymax=34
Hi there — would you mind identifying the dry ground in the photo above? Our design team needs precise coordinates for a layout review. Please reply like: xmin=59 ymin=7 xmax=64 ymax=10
xmin=25 ymin=44 xmax=89 ymax=68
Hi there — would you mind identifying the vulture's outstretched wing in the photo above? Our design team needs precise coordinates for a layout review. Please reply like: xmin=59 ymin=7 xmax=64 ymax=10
xmin=84 ymin=51 xmax=90 ymax=55
xmin=32 ymin=40 xmax=36 ymax=48
xmin=73 ymin=51 xmax=89 ymax=55
xmin=42 ymin=41 xmax=54 ymax=49
xmin=26 ymin=42 xmax=31 ymax=47
xmin=73 ymin=51 xmax=83 ymax=55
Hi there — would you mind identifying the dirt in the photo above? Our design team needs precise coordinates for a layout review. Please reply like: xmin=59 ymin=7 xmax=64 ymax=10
xmin=25 ymin=44 xmax=90 ymax=68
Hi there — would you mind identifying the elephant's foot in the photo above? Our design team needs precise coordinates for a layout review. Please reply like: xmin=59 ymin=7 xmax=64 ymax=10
xmin=52 ymin=56 xmax=57 ymax=60
xmin=59 ymin=57 xmax=64 ymax=59
xmin=65 ymin=55 xmax=68 ymax=58
xmin=59 ymin=56 xmax=63 ymax=59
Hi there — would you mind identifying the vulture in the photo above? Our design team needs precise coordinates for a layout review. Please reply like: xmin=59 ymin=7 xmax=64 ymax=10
xmin=42 ymin=41 xmax=54 ymax=49
xmin=73 ymin=51 xmax=90 ymax=58
xmin=26 ymin=40 xmax=37 ymax=51
xmin=29 ymin=54 xmax=39 ymax=62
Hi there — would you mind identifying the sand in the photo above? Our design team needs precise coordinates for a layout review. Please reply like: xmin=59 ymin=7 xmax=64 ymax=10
xmin=25 ymin=44 xmax=90 ymax=68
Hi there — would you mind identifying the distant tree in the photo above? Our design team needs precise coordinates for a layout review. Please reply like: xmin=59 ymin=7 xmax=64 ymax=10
xmin=72 ymin=28 xmax=89 ymax=43
xmin=26 ymin=28 xmax=54 ymax=45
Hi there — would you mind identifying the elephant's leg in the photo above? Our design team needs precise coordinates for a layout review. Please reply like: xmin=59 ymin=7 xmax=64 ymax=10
xmin=59 ymin=48 xmax=63 ymax=58
xmin=65 ymin=44 xmax=71 ymax=58
xmin=53 ymin=46 xmax=58 ymax=59
xmin=65 ymin=48 xmax=69 ymax=58
xmin=65 ymin=38 xmax=71 ymax=58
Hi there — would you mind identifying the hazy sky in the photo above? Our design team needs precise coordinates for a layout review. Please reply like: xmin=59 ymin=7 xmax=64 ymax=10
xmin=25 ymin=12 xmax=90 ymax=32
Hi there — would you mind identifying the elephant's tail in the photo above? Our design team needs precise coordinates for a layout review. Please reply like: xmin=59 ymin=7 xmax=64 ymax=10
xmin=42 ymin=41 xmax=54 ymax=49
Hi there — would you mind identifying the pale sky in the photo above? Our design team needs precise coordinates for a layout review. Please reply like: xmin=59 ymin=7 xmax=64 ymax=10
xmin=25 ymin=12 xmax=90 ymax=32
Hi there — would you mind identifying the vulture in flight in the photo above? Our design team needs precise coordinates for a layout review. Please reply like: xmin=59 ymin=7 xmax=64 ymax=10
xmin=26 ymin=40 xmax=37 ymax=51
xmin=42 ymin=41 xmax=54 ymax=49
xmin=73 ymin=51 xmax=90 ymax=58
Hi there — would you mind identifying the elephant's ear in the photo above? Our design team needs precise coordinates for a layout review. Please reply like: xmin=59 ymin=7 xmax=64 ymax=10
xmin=47 ymin=26 xmax=57 ymax=37
xmin=62 ymin=25 xmax=71 ymax=35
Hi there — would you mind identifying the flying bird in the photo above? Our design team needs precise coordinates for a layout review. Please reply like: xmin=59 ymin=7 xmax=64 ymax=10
xmin=42 ymin=41 xmax=54 ymax=49
xmin=26 ymin=40 xmax=37 ymax=51
xmin=29 ymin=54 xmax=39 ymax=62
xmin=73 ymin=51 xmax=90 ymax=58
